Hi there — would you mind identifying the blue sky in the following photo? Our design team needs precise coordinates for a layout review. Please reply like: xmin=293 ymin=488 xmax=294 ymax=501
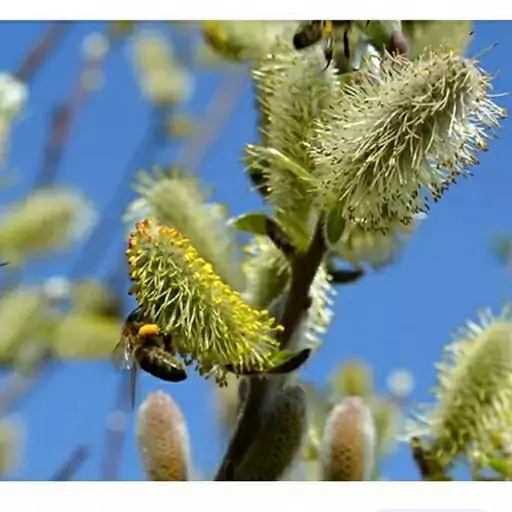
xmin=0 ymin=20 xmax=510 ymax=481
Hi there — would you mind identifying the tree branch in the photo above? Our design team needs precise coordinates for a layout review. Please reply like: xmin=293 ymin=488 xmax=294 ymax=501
xmin=14 ymin=22 xmax=71 ymax=84
xmin=215 ymin=214 xmax=327 ymax=480
xmin=50 ymin=444 xmax=89 ymax=481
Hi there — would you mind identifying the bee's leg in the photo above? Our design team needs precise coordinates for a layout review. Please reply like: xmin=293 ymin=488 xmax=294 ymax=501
xmin=126 ymin=306 xmax=143 ymax=324
xmin=224 ymin=348 xmax=311 ymax=377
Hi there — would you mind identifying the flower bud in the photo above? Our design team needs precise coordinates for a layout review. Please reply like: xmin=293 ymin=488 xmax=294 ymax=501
xmin=330 ymin=360 xmax=374 ymax=399
xmin=0 ymin=188 xmax=95 ymax=263
xmin=320 ymin=396 xmax=376 ymax=480
xmin=137 ymin=391 xmax=191 ymax=481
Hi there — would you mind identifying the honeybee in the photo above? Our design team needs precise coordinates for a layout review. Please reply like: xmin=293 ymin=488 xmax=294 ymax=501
xmin=112 ymin=308 xmax=187 ymax=407
xmin=293 ymin=21 xmax=366 ymax=70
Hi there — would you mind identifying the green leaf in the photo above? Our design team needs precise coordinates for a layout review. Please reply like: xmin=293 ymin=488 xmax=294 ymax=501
xmin=487 ymin=455 xmax=512 ymax=479
xmin=256 ymin=147 xmax=319 ymax=184
xmin=324 ymin=205 xmax=346 ymax=247
xmin=228 ymin=212 xmax=269 ymax=236
xmin=275 ymin=209 xmax=310 ymax=251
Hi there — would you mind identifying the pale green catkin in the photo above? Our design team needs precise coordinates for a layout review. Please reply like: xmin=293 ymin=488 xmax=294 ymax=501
xmin=246 ymin=43 xmax=341 ymax=225
xmin=126 ymin=168 xmax=243 ymax=290
xmin=0 ymin=188 xmax=94 ymax=262
xmin=308 ymin=49 xmax=506 ymax=232
xmin=406 ymin=306 xmax=512 ymax=467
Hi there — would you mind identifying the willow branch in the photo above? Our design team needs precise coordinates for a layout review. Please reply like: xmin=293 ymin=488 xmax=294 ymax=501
xmin=175 ymin=67 xmax=248 ymax=172
xmin=0 ymin=349 xmax=54 ymax=416
xmin=33 ymin=46 xmax=109 ymax=190
xmin=99 ymin=374 xmax=132 ymax=480
xmin=215 ymin=214 xmax=327 ymax=480
xmin=14 ymin=22 xmax=71 ymax=84
xmin=50 ymin=444 xmax=89 ymax=481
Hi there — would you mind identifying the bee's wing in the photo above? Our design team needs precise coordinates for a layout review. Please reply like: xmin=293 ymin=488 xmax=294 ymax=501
xmin=111 ymin=340 xmax=134 ymax=371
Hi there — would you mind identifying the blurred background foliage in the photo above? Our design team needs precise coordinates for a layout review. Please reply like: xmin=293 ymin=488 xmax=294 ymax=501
xmin=0 ymin=20 xmax=509 ymax=481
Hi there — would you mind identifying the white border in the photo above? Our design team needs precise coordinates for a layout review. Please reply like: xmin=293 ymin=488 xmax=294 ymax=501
xmin=0 ymin=2 xmax=510 ymax=21
xmin=1 ymin=482 xmax=512 ymax=511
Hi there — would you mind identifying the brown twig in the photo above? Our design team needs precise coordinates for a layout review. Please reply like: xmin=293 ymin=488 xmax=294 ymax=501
xmin=175 ymin=67 xmax=248 ymax=172
xmin=50 ymin=444 xmax=89 ymax=481
xmin=14 ymin=22 xmax=72 ymax=84
xmin=33 ymin=42 xmax=109 ymax=190
xmin=99 ymin=375 xmax=132 ymax=480
xmin=215 ymin=215 xmax=327 ymax=480
xmin=69 ymin=107 xmax=166 ymax=282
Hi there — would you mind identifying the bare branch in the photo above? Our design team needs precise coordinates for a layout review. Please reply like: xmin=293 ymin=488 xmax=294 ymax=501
xmin=50 ymin=445 xmax=90 ymax=481
xmin=14 ymin=22 xmax=72 ymax=84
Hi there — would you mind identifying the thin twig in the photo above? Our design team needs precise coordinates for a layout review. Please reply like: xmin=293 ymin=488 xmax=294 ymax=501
xmin=0 ymin=350 xmax=54 ymax=415
xmin=14 ymin=22 xmax=72 ymax=84
xmin=175 ymin=68 xmax=248 ymax=172
xmin=33 ymin=43 xmax=109 ymax=190
xmin=68 ymin=108 xmax=166 ymax=281
xmin=215 ymin=215 xmax=327 ymax=480
xmin=90 ymin=112 xmax=166 ymax=481
xmin=99 ymin=375 xmax=132 ymax=480
xmin=50 ymin=444 xmax=89 ymax=481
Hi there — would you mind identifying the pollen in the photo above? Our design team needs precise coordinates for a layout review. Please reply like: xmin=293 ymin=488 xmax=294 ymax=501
xmin=138 ymin=324 xmax=161 ymax=337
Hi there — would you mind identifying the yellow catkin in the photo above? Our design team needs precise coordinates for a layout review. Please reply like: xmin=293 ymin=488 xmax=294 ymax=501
xmin=127 ymin=219 xmax=288 ymax=385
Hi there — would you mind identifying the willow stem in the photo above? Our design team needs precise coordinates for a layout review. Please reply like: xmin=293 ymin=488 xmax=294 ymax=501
xmin=215 ymin=214 xmax=326 ymax=480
